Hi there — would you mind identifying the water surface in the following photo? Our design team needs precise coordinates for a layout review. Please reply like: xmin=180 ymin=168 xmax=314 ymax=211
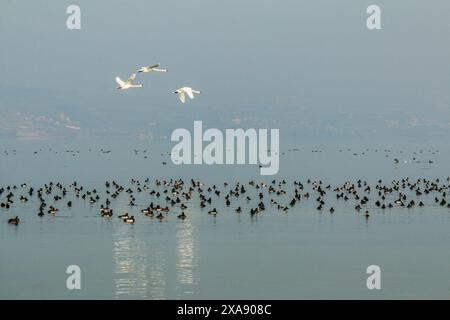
xmin=1 ymin=137 xmax=450 ymax=299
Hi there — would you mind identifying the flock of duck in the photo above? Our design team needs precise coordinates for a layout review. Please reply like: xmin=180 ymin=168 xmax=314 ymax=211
xmin=1 ymin=147 xmax=440 ymax=166
xmin=2 ymin=176 xmax=450 ymax=226
xmin=115 ymin=63 xmax=201 ymax=104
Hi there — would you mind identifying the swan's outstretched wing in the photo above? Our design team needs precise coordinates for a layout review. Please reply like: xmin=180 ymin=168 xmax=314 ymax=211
xmin=178 ymin=92 xmax=186 ymax=103
xmin=115 ymin=77 xmax=126 ymax=86
xmin=153 ymin=68 xmax=167 ymax=72
xmin=184 ymin=87 xmax=194 ymax=99
xmin=126 ymin=73 xmax=136 ymax=84
xmin=148 ymin=64 xmax=160 ymax=69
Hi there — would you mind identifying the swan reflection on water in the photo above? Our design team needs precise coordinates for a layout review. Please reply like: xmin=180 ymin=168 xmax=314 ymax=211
xmin=176 ymin=217 xmax=199 ymax=298
xmin=112 ymin=216 xmax=199 ymax=299
xmin=113 ymin=226 xmax=153 ymax=299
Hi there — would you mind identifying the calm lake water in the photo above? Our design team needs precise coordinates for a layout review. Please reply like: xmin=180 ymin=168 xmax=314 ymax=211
xmin=1 ymin=137 xmax=450 ymax=299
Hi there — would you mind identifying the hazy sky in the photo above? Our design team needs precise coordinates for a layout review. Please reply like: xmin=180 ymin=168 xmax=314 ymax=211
xmin=1 ymin=0 xmax=450 ymax=140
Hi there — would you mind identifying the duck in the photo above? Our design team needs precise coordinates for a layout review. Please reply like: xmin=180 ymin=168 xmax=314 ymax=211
xmin=1 ymin=201 xmax=11 ymax=209
xmin=8 ymin=216 xmax=20 ymax=225
xmin=48 ymin=206 xmax=58 ymax=214
xmin=118 ymin=213 xmax=129 ymax=219
xmin=100 ymin=205 xmax=111 ymax=215
xmin=124 ymin=216 xmax=135 ymax=224
xmin=101 ymin=209 xmax=113 ymax=217
xmin=142 ymin=208 xmax=154 ymax=216
xmin=208 ymin=208 xmax=218 ymax=215
xmin=177 ymin=211 xmax=187 ymax=220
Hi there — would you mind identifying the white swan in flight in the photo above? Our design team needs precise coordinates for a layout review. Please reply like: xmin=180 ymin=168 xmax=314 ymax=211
xmin=174 ymin=87 xmax=201 ymax=103
xmin=138 ymin=64 xmax=167 ymax=73
xmin=115 ymin=74 xmax=143 ymax=90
